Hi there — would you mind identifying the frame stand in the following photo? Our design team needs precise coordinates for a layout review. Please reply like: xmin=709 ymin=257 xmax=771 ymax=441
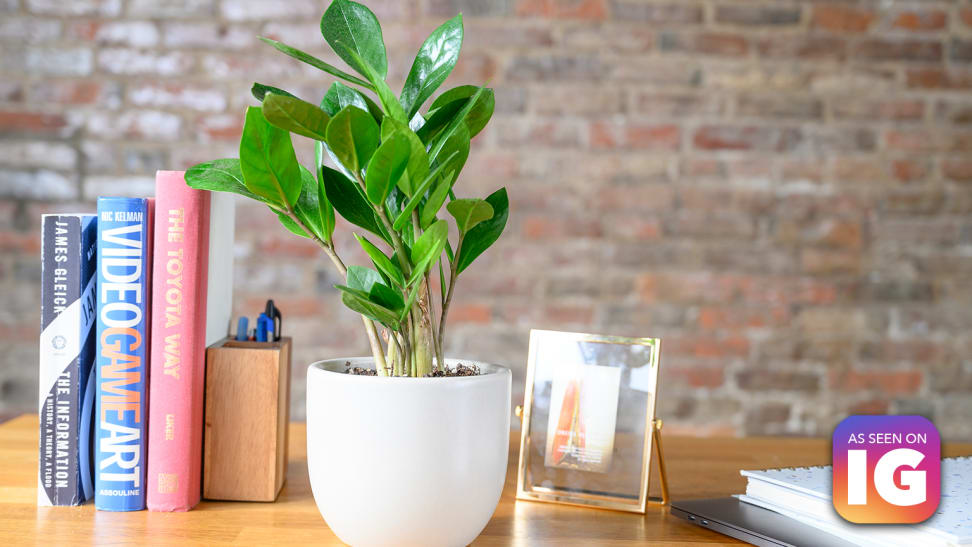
xmin=645 ymin=418 xmax=670 ymax=507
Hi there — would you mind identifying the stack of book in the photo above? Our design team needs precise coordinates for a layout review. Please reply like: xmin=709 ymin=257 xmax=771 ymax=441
xmin=739 ymin=458 xmax=972 ymax=546
xmin=38 ymin=171 xmax=235 ymax=512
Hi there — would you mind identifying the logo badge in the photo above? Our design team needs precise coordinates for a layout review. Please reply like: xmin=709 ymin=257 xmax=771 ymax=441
xmin=832 ymin=415 xmax=940 ymax=523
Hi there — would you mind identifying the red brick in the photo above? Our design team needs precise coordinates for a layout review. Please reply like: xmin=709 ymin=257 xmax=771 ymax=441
xmin=626 ymin=123 xmax=680 ymax=150
xmin=666 ymin=334 xmax=750 ymax=359
xmin=258 ymin=234 xmax=319 ymax=258
xmin=0 ymin=232 xmax=41 ymax=253
xmin=943 ymin=157 xmax=972 ymax=181
xmin=715 ymin=5 xmax=801 ymax=26
xmin=885 ymin=129 xmax=938 ymax=151
xmin=830 ymin=370 xmax=923 ymax=395
xmin=737 ymin=95 xmax=823 ymax=120
xmin=522 ymin=215 xmax=601 ymax=239
xmin=698 ymin=306 xmax=789 ymax=330
xmin=693 ymin=125 xmax=801 ymax=151
xmin=669 ymin=366 xmax=725 ymax=389
xmin=906 ymin=68 xmax=972 ymax=89
xmin=812 ymin=4 xmax=876 ymax=32
xmin=737 ymin=369 xmax=820 ymax=392
xmin=543 ymin=304 xmax=594 ymax=325
xmin=891 ymin=159 xmax=930 ymax=182
xmin=849 ymin=399 xmax=889 ymax=415
xmin=660 ymin=32 xmax=748 ymax=57
xmin=853 ymin=39 xmax=942 ymax=63
xmin=962 ymin=8 xmax=972 ymax=28
xmin=197 ymin=113 xmax=243 ymax=141
xmin=449 ymin=303 xmax=492 ymax=324
xmin=756 ymin=36 xmax=847 ymax=61
xmin=891 ymin=10 xmax=947 ymax=32
xmin=0 ymin=110 xmax=69 ymax=136
xmin=516 ymin=0 xmax=607 ymax=20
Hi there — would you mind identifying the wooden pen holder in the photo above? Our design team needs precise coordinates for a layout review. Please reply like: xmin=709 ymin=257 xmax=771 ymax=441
xmin=203 ymin=337 xmax=292 ymax=502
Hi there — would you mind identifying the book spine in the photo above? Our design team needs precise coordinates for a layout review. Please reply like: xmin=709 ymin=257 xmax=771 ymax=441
xmin=38 ymin=215 xmax=97 ymax=506
xmin=95 ymin=198 xmax=151 ymax=511
xmin=146 ymin=171 xmax=211 ymax=511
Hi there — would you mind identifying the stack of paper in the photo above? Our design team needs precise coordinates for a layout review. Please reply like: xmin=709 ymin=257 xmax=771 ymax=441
xmin=739 ymin=457 xmax=972 ymax=547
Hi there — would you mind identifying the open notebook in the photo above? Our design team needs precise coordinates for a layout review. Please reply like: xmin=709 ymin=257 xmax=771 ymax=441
xmin=739 ymin=457 xmax=972 ymax=547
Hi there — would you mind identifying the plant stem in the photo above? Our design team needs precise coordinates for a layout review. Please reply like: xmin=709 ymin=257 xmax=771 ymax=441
xmin=286 ymin=208 xmax=388 ymax=376
xmin=438 ymin=236 xmax=463 ymax=344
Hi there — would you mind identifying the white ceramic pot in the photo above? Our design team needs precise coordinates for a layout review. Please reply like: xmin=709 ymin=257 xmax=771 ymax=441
xmin=306 ymin=357 xmax=512 ymax=547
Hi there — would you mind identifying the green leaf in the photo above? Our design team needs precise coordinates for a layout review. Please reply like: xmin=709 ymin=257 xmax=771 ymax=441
xmin=427 ymin=86 xmax=485 ymax=164
xmin=420 ymin=168 xmax=455 ymax=229
xmin=325 ymin=105 xmax=380 ymax=176
xmin=400 ymin=280 xmax=423 ymax=321
xmin=380 ymin=117 xmax=429 ymax=196
xmin=263 ymin=93 xmax=331 ymax=141
xmin=313 ymin=142 xmax=337 ymax=244
xmin=342 ymin=265 xmax=404 ymax=311
xmin=400 ymin=14 xmax=463 ymax=118
xmin=275 ymin=210 xmax=310 ymax=238
xmin=293 ymin=165 xmax=335 ymax=244
xmin=335 ymin=42 xmax=408 ymax=123
xmin=186 ymin=158 xmax=264 ymax=203
xmin=365 ymin=131 xmax=411 ymax=204
xmin=337 ymin=287 xmax=400 ymax=330
xmin=320 ymin=81 xmax=383 ymax=123
xmin=355 ymin=234 xmax=404 ymax=288
xmin=447 ymin=198 xmax=494 ymax=233
xmin=259 ymin=36 xmax=373 ymax=89
xmin=408 ymin=219 xmax=448 ymax=286
xmin=433 ymin=121 xmax=469 ymax=187
xmin=252 ymin=83 xmax=297 ymax=102
xmin=239 ymin=106 xmax=302 ymax=208
xmin=321 ymin=0 xmax=388 ymax=79
xmin=419 ymin=86 xmax=494 ymax=143
xmin=319 ymin=164 xmax=389 ymax=243
xmin=392 ymin=151 xmax=458 ymax=231
xmin=456 ymin=187 xmax=508 ymax=274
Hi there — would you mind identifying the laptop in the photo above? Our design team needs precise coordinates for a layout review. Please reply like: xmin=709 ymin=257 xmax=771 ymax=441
xmin=671 ymin=498 xmax=858 ymax=547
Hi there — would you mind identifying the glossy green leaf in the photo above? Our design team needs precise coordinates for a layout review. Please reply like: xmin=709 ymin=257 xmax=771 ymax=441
xmin=275 ymin=210 xmax=309 ymax=238
xmin=456 ymin=187 xmax=508 ymax=274
xmin=342 ymin=265 xmax=404 ymax=311
xmin=239 ymin=106 xmax=301 ymax=208
xmin=355 ymin=234 xmax=404 ymax=288
xmin=258 ymin=36 xmax=372 ymax=89
xmin=337 ymin=286 xmax=400 ymax=329
xmin=419 ymin=86 xmax=494 ymax=143
xmin=321 ymin=0 xmax=387 ymax=79
xmin=392 ymin=151 xmax=458 ymax=231
xmin=380 ymin=117 xmax=429 ymax=196
xmin=335 ymin=42 xmax=407 ymax=123
xmin=293 ymin=165 xmax=335 ymax=244
xmin=433 ymin=121 xmax=469 ymax=188
xmin=365 ymin=131 xmax=411 ymax=204
xmin=325 ymin=105 xmax=380 ymax=176
xmin=186 ymin=158 xmax=264 ymax=203
xmin=408 ymin=219 xmax=448 ymax=286
xmin=263 ymin=93 xmax=331 ymax=140
xmin=252 ymin=83 xmax=297 ymax=102
xmin=320 ymin=81 xmax=383 ymax=123
xmin=447 ymin=198 xmax=494 ymax=233
xmin=319 ymin=164 xmax=389 ymax=242
xmin=419 ymin=168 xmax=454 ymax=230
xmin=400 ymin=14 xmax=463 ymax=118
xmin=427 ymin=86 xmax=485 ymax=164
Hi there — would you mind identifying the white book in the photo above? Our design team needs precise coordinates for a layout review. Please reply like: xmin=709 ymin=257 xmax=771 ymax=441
xmin=205 ymin=191 xmax=235 ymax=345
xmin=739 ymin=457 xmax=972 ymax=547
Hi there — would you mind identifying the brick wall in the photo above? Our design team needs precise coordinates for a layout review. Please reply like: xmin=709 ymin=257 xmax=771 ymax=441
xmin=2 ymin=0 xmax=971 ymax=438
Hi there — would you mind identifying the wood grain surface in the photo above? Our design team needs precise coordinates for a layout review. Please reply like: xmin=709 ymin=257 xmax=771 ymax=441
xmin=3 ymin=415 xmax=969 ymax=545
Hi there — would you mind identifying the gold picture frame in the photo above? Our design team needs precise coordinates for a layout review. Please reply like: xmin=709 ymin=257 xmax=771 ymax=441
xmin=515 ymin=329 xmax=667 ymax=513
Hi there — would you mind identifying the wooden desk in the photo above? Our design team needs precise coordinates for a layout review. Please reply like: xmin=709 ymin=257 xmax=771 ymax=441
xmin=4 ymin=415 xmax=970 ymax=545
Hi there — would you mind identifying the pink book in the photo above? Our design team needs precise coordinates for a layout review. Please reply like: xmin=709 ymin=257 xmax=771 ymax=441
xmin=146 ymin=171 xmax=211 ymax=511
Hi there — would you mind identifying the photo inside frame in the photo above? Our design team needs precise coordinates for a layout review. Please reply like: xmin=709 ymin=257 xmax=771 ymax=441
xmin=521 ymin=331 xmax=660 ymax=505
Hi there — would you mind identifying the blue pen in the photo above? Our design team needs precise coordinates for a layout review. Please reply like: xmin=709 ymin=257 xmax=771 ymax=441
xmin=236 ymin=317 xmax=249 ymax=341
xmin=255 ymin=313 xmax=269 ymax=342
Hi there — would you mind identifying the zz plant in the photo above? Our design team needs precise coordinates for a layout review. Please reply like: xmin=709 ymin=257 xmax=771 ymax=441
xmin=186 ymin=0 xmax=506 ymax=377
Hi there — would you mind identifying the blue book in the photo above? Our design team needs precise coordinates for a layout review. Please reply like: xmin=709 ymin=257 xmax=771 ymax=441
xmin=38 ymin=214 xmax=97 ymax=506
xmin=95 ymin=197 xmax=153 ymax=511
